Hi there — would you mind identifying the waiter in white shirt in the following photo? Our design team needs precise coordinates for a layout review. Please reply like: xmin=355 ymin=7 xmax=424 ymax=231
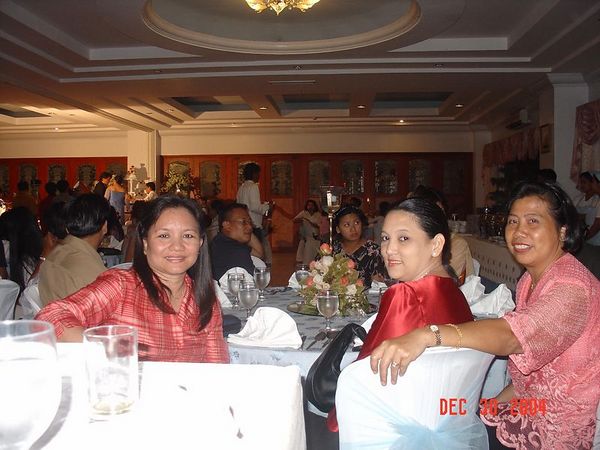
xmin=236 ymin=162 xmax=273 ymax=265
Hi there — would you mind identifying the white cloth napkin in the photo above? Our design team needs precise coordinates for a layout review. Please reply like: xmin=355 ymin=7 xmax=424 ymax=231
xmin=288 ymin=273 xmax=301 ymax=289
xmin=368 ymin=280 xmax=387 ymax=294
xmin=213 ymin=281 xmax=232 ymax=308
xmin=461 ymin=276 xmax=515 ymax=318
xmin=460 ymin=275 xmax=486 ymax=304
xmin=227 ymin=307 xmax=303 ymax=349
xmin=218 ymin=268 xmax=253 ymax=294
xmin=354 ymin=313 xmax=378 ymax=347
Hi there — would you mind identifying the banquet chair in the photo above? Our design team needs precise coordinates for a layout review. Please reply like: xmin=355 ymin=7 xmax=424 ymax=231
xmin=18 ymin=283 xmax=42 ymax=319
xmin=336 ymin=347 xmax=494 ymax=450
xmin=0 ymin=279 xmax=21 ymax=320
xmin=110 ymin=261 xmax=133 ymax=270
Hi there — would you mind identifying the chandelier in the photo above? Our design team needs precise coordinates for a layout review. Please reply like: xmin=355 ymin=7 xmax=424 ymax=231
xmin=245 ymin=0 xmax=321 ymax=15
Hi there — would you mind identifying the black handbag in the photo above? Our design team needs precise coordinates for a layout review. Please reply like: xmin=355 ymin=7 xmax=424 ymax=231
xmin=305 ymin=323 xmax=367 ymax=413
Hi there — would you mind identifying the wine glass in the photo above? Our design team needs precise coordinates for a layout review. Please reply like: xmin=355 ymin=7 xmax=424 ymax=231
xmin=253 ymin=267 xmax=271 ymax=301
xmin=238 ymin=284 xmax=259 ymax=320
xmin=316 ymin=290 xmax=339 ymax=334
xmin=295 ymin=263 xmax=310 ymax=285
xmin=0 ymin=320 xmax=61 ymax=449
xmin=227 ymin=272 xmax=244 ymax=309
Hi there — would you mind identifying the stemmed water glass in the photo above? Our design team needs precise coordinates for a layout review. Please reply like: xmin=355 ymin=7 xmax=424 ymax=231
xmin=238 ymin=281 xmax=259 ymax=320
xmin=316 ymin=290 xmax=339 ymax=334
xmin=253 ymin=267 xmax=271 ymax=301
xmin=227 ymin=272 xmax=244 ymax=309
xmin=0 ymin=320 xmax=62 ymax=450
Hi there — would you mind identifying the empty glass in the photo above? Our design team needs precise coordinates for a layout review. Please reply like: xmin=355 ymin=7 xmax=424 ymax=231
xmin=253 ymin=267 xmax=271 ymax=301
xmin=227 ymin=272 xmax=244 ymax=309
xmin=0 ymin=320 xmax=61 ymax=450
xmin=316 ymin=290 xmax=339 ymax=333
xmin=295 ymin=263 xmax=310 ymax=285
xmin=238 ymin=282 xmax=259 ymax=320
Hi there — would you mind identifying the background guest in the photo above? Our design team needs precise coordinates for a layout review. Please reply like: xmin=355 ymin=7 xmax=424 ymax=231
xmin=209 ymin=202 xmax=262 ymax=280
xmin=236 ymin=162 xmax=272 ymax=265
xmin=38 ymin=193 xmax=109 ymax=306
xmin=105 ymin=174 xmax=128 ymax=224
xmin=12 ymin=180 xmax=37 ymax=216
xmin=368 ymin=182 xmax=599 ymax=450
xmin=574 ymin=171 xmax=600 ymax=278
xmin=144 ymin=181 xmax=158 ymax=201
xmin=206 ymin=198 xmax=224 ymax=242
xmin=367 ymin=200 xmax=391 ymax=245
xmin=122 ymin=200 xmax=148 ymax=263
xmin=36 ymin=195 xmax=229 ymax=363
xmin=38 ymin=181 xmax=57 ymax=220
xmin=92 ymin=171 xmax=112 ymax=197
xmin=293 ymin=199 xmax=321 ymax=265
xmin=331 ymin=205 xmax=386 ymax=288
xmin=54 ymin=179 xmax=73 ymax=204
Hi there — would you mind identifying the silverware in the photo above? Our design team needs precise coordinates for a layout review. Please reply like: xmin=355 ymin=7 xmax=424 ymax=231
xmin=306 ymin=331 xmax=326 ymax=350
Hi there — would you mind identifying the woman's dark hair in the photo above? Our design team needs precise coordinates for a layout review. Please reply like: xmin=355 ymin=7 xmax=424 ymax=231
xmin=392 ymin=198 xmax=457 ymax=281
xmin=114 ymin=174 xmax=124 ymax=186
xmin=41 ymin=201 xmax=68 ymax=239
xmin=130 ymin=200 xmax=149 ymax=223
xmin=507 ymin=181 xmax=582 ymax=253
xmin=333 ymin=205 xmax=368 ymax=235
xmin=242 ymin=162 xmax=260 ymax=180
xmin=133 ymin=195 xmax=216 ymax=330
xmin=66 ymin=193 xmax=111 ymax=237
xmin=304 ymin=199 xmax=318 ymax=211
xmin=0 ymin=207 xmax=42 ymax=290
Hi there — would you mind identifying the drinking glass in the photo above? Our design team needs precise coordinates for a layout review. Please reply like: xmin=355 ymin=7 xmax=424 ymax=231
xmin=227 ymin=272 xmax=244 ymax=309
xmin=316 ymin=290 xmax=339 ymax=333
xmin=83 ymin=325 xmax=138 ymax=419
xmin=253 ymin=267 xmax=271 ymax=301
xmin=238 ymin=284 xmax=259 ymax=320
xmin=295 ymin=264 xmax=310 ymax=286
xmin=0 ymin=320 xmax=61 ymax=450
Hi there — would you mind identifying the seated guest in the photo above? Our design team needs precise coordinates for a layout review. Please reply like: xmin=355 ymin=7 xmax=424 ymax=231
xmin=121 ymin=200 xmax=149 ymax=263
xmin=36 ymin=196 xmax=228 ymax=363
xmin=210 ymin=203 xmax=262 ymax=280
xmin=38 ymin=194 xmax=109 ymax=306
xmin=143 ymin=181 xmax=158 ymax=201
xmin=12 ymin=181 xmax=37 ymax=216
xmin=0 ymin=207 xmax=43 ymax=291
xmin=54 ymin=179 xmax=73 ymax=204
xmin=328 ymin=198 xmax=473 ymax=430
xmin=409 ymin=186 xmax=474 ymax=283
xmin=293 ymin=199 xmax=322 ymax=265
xmin=368 ymin=182 xmax=599 ymax=449
xmin=331 ymin=205 xmax=386 ymax=288
xmin=206 ymin=198 xmax=225 ymax=242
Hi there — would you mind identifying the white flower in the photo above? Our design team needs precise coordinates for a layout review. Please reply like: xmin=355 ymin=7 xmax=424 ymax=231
xmin=314 ymin=261 xmax=324 ymax=272
xmin=321 ymin=282 xmax=331 ymax=290
xmin=313 ymin=274 xmax=324 ymax=285
xmin=321 ymin=255 xmax=334 ymax=268
xmin=346 ymin=284 xmax=357 ymax=296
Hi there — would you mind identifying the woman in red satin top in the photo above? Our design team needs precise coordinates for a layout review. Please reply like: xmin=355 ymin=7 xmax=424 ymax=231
xmin=328 ymin=198 xmax=472 ymax=430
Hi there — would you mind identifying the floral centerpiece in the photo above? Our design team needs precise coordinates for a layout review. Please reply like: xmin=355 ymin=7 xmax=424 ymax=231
xmin=299 ymin=243 xmax=370 ymax=316
xmin=161 ymin=168 xmax=193 ymax=196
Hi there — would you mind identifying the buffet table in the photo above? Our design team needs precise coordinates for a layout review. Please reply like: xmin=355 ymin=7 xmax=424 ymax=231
xmin=462 ymin=235 xmax=523 ymax=291
xmin=34 ymin=344 xmax=306 ymax=450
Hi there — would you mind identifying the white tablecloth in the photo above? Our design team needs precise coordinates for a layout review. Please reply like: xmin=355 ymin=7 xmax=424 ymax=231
xmin=463 ymin=235 xmax=523 ymax=291
xmin=34 ymin=343 xmax=306 ymax=450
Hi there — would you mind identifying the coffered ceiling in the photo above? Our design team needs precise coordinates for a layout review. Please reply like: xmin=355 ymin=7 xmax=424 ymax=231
xmin=1 ymin=0 xmax=599 ymax=135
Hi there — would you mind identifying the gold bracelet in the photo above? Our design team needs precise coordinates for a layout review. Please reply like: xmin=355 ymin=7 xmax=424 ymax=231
xmin=445 ymin=323 xmax=462 ymax=350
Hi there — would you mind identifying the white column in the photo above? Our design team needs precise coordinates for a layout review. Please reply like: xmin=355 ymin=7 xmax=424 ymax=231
xmin=548 ymin=73 xmax=589 ymax=199
xmin=126 ymin=130 xmax=161 ymax=188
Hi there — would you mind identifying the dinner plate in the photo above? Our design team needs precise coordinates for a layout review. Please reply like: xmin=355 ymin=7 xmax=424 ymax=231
xmin=286 ymin=302 xmax=377 ymax=316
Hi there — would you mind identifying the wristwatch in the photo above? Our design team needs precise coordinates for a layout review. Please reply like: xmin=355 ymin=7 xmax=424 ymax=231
xmin=429 ymin=325 xmax=442 ymax=346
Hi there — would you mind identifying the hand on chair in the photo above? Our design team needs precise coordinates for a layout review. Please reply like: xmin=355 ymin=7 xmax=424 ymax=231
xmin=369 ymin=327 xmax=432 ymax=386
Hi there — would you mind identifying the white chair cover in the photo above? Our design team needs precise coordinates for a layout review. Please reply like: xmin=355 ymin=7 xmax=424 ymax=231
xmin=217 ymin=268 xmax=253 ymax=293
xmin=472 ymin=258 xmax=481 ymax=276
xmin=336 ymin=347 xmax=494 ymax=450
xmin=251 ymin=256 xmax=266 ymax=269
xmin=18 ymin=283 xmax=42 ymax=319
xmin=0 ymin=279 xmax=20 ymax=320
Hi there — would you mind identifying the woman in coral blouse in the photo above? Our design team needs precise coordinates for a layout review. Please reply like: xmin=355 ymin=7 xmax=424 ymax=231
xmin=370 ymin=181 xmax=600 ymax=449
xmin=37 ymin=195 xmax=228 ymax=363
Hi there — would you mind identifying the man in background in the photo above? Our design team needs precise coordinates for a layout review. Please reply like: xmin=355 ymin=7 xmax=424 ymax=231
xmin=236 ymin=162 xmax=273 ymax=265
xmin=93 ymin=171 xmax=112 ymax=197
xmin=38 ymin=193 xmax=110 ymax=305
xmin=12 ymin=180 xmax=37 ymax=216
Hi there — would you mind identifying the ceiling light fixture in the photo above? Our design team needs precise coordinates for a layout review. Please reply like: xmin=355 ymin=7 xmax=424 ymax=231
xmin=259 ymin=106 xmax=268 ymax=110
xmin=357 ymin=105 xmax=366 ymax=109
xmin=245 ymin=0 xmax=321 ymax=15
xmin=455 ymin=103 xmax=464 ymax=108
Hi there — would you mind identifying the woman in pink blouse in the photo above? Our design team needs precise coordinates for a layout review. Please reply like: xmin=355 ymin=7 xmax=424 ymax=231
xmin=368 ymin=181 xmax=600 ymax=449
xmin=37 ymin=196 xmax=229 ymax=363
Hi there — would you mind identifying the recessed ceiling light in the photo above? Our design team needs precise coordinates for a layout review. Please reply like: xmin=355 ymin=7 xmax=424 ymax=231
xmin=231 ymin=123 xmax=237 ymax=127
xmin=154 ymin=70 xmax=162 ymax=74
xmin=357 ymin=105 xmax=366 ymax=109
xmin=399 ymin=119 xmax=405 ymax=123
xmin=166 ymin=109 xmax=174 ymax=113
xmin=455 ymin=103 xmax=464 ymax=108
xmin=53 ymin=127 xmax=59 ymax=131
xmin=434 ymin=63 xmax=444 ymax=68
xmin=259 ymin=106 xmax=268 ymax=110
